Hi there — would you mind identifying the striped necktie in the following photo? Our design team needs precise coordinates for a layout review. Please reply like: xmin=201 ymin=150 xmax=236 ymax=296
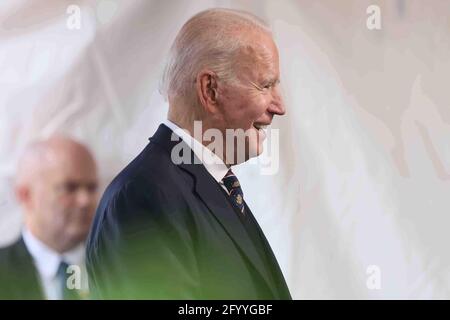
xmin=222 ymin=169 xmax=245 ymax=215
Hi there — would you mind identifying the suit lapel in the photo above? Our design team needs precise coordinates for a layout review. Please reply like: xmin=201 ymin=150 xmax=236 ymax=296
xmin=150 ymin=124 xmax=276 ymax=292
xmin=243 ymin=202 xmax=292 ymax=299
xmin=180 ymin=162 xmax=277 ymax=292
xmin=10 ymin=238 xmax=45 ymax=299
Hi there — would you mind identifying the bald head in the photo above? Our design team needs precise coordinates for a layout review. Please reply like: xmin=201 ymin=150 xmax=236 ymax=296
xmin=16 ymin=136 xmax=96 ymax=188
xmin=161 ymin=8 xmax=273 ymax=108
xmin=15 ymin=136 xmax=98 ymax=253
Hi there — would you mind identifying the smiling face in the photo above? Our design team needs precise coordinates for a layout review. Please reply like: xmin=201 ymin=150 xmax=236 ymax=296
xmin=214 ymin=32 xmax=286 ymax=164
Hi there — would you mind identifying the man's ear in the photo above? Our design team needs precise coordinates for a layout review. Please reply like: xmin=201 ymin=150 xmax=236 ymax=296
xmin=196 ymin=70 xmax=219 ymax=113
xmin=15 ymin=184 xmax=32 ymax=210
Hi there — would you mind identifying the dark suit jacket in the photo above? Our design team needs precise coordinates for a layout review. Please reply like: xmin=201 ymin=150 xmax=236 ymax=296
xmin=86 ymin=124 xmax=291 ymax=299
xmin=0 ymin=238 xmax=44 ymax=299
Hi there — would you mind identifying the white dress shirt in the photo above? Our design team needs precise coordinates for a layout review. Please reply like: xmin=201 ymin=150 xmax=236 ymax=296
xmin=22 ymin=228 xmax=89 ymax=300
xmin=163 ymin=119 xmax=231 ymax=193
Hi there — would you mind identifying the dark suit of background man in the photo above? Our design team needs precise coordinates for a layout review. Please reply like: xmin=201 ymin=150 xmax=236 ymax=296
xmin=0 ymin=136 xmax=98 ymax=299
xmin=86 ymin=8 xmax=291 ymax=299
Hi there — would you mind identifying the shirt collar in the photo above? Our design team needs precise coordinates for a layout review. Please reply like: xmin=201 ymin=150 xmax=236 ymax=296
xmin=22 ymin=228 xmax=85 ymax=280
xmin=163 ymin=119 xmax=230 ymax=183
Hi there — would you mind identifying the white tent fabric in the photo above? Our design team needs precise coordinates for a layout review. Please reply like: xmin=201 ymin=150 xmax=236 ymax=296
xmin=1 ymin=0 xmax=449 ymax=299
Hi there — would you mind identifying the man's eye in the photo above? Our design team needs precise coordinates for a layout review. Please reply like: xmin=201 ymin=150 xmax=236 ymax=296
xmin=57 ymin=182 xmax=78 ymax=194
xmin=259 ymin=83 xmax=272 ymax=91
xmin=65 ymin=183 xmax=78 ymax=193
xmin=87 ymin=183 xmax=98 ymax=193
xmin=263 ymin=81 xmax=279 ymax=90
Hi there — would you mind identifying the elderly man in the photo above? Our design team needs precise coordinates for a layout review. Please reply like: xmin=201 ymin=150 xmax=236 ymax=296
xmin=86 ymin=8 xmax=291 ymax=299
xmin=0 ymin=136 xmax=98 ymax=299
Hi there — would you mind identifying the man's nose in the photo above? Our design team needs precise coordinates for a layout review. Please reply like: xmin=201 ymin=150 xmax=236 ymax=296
xmin=76 ymin=188 xmax=95 ymax=207
xmin=268 ymin=90 xmax=286 ymax=116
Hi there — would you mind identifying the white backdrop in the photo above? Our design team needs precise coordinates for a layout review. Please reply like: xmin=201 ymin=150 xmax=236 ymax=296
xmin=1 ymin=0 xmax=449 ymax=299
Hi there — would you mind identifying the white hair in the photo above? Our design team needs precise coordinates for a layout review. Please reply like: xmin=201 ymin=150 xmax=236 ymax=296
xmin=159 ymin=8 xmax=272 ymax=106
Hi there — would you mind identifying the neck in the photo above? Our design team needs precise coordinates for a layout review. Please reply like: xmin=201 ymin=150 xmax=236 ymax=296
xmin=167 ymin=112 xmax=233 ymax=167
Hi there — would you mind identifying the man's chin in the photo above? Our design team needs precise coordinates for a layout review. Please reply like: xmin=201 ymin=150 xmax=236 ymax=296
xmin=223 ymin=129 xmax=266 ymax=165
xmin=65 ymin=228 xmax=90 ymax=245
xmin=247 ymin=127 xmax=266 ymax=155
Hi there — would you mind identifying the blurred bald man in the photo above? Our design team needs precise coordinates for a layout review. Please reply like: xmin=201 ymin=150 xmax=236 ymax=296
xmin=0 ymin=136 xmax=98 ymax=299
